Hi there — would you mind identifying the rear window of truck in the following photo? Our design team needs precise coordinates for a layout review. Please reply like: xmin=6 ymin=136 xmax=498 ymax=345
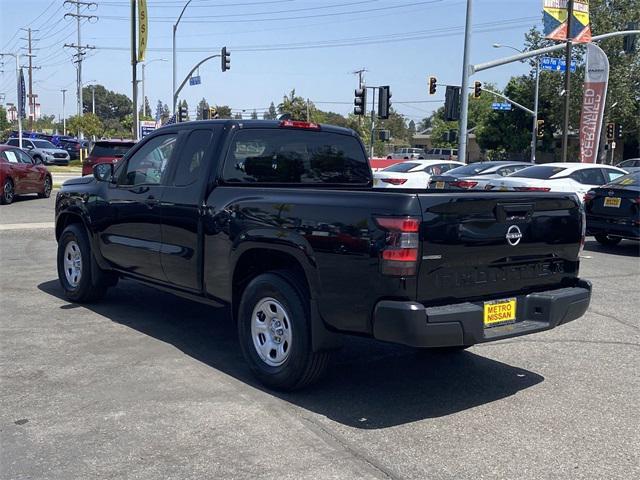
xmin=222 ymin=129 xmax=370 ymax=185
xmin=91 ymin=142 xmax=135 ymax=157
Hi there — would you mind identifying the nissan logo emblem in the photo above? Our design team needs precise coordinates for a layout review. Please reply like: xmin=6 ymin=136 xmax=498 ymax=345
xmin=506 ymin=225 xmax=523 ymax=246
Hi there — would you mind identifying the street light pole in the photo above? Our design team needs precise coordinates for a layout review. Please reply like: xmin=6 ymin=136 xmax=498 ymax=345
xmin=493 ymin=43 xmax=540 ymax=163
xmin=0 ymin=52 xmax=22 ymax=148
xmin=142 ymin=58 xmax=167 ymax=117
xmin=561 ymin=0 xmax=574 ymax=162
xmin=172 ymin=0 xmax=192 ymax=116
xmin=61 ymin=89 xmax=67 ymax=135
xmin=457 ymin=0 xmax=473 ymax=164
xmin=91 ymin=84 xmax=96 ymax=114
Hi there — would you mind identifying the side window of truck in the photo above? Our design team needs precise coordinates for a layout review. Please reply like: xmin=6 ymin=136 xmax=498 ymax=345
xmin=222 ymin=129 xmax=370 ymax=185
xmin=173 ymin=129 xmax=213 ymax=187
xmin=117 ymin=134 xmax=178 ymax=186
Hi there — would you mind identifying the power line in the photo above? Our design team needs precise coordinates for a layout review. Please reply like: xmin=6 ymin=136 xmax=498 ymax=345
xmin=63 ymin=0 xmax=98 ymax=121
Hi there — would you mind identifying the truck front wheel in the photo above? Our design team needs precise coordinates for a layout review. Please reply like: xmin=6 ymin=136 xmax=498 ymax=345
xmin=237 ymin=272 xmax=329 ymax=391
xmin=57 ymin=224 xmax=115 ymax=302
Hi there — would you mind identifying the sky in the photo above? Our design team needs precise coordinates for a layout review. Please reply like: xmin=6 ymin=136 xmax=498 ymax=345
xmin=1 ymin=0 xmax=544 ymax=123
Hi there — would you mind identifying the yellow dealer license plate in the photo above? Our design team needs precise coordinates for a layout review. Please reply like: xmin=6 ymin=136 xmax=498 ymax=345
xmin=603 ymin=197 xmax=621 ymax=208
xmin=436 ymin=181 xmax=445 ymax=189
xmin=484 ymin=298 xmax=517 ymax=327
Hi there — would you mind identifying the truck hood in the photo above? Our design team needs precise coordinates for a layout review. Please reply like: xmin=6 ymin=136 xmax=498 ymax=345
xmin=63 ymin=176 xmax=94 ymax=186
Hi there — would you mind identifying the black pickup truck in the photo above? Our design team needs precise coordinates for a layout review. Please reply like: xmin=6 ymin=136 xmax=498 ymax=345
xmin=55 ymin=120 xmax=592 ymax=390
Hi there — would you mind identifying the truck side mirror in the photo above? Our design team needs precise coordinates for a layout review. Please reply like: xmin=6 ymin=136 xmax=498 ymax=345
xmin=93 ymin=163 xmax=114 ymax=182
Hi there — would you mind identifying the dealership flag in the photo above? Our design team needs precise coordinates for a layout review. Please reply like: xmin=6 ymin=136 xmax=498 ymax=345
xmin=579 ymin=43 xmax=609 ymax=163
xmin=543 ymin=0 xmax=591 ymax=43
xmin=18 ymin=68 xmax=26 ymax=118
xmin=138 ymin=0 xmax=148 ymax=62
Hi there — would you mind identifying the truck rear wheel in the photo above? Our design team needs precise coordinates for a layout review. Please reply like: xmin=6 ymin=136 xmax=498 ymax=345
xmin=57 ymin=224 xmax=114 ymax=303
xmin=237 ymin=272 xmax=329 ymax=391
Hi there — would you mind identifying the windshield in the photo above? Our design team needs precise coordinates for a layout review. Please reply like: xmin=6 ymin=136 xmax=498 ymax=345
xmin=510 ymin=166 xmax=566 ymax=179
xmin=91 ymin=142 xmax=135 ymax=157
xmin=382 ymin=162 xmax=420 ymax=173
xmin=445 ymin=163 xmax=493 ymax=176
xmin=33 ymin=140 xmax=56 ymax=149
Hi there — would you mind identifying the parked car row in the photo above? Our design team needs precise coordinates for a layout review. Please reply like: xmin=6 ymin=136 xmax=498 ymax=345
xmin=374 ymin=158 xmax=638 ymax=246
xmin=5 ymin=138 xmax=70 ymax=165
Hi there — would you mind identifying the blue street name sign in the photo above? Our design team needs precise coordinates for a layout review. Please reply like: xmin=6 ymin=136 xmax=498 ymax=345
xmin=491 ymin=102 xmax=512 ymax=111
xmin=540 ymin=57 xmax=577 ymax=73
xmin=189 ymin=75 xmax=201 ymax=86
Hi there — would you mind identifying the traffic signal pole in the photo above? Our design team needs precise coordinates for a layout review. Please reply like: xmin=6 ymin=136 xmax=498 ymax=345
xmin=457 ymin=0 xmax=473 ymax=164
xmin=531 ymin=59 xmax=540 ymax=163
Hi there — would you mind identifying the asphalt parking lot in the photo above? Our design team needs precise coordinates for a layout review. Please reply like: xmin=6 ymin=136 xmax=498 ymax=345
xmin=1 ymin=194 xmax=639 ymax=480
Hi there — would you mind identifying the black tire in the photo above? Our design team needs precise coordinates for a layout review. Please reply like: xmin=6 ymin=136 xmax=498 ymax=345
xmin=237 ymin=271 xmax=330 ymax=391
xmin=1 ymin=178 xmax=14 ymax=205
xmin=595 ymin=234 xmax=621 ymax=246
xmin=57 ymin=224 xmax=109 ymax=303
xmin=38 ymin=176 xmax=52 ymax=198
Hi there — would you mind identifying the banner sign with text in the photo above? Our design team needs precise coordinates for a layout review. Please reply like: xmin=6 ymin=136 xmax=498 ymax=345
xmin=579 ymin=43 xmax=609 ymax=163
xmin=138 ymin=0 xmax=148 ymax=62
xmin=18 ymin=68 xmax=26 ymax=118
xmin=543 ymin=0 xmax=591 ymax=43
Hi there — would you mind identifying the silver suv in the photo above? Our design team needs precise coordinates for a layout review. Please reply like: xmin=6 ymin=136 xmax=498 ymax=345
xmin=424 ymin=148 xmax=458 ymax=160
xmin=6 ymin=138 xmax=70 ymax=166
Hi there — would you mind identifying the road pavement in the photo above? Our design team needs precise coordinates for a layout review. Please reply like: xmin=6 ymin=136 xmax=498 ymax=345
xmin=1 ymin=195 xmax=638 ymax=480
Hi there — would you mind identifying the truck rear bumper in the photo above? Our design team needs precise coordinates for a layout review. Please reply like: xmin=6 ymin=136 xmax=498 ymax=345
xmin=372 ymin=280 xmax=592 ymax=348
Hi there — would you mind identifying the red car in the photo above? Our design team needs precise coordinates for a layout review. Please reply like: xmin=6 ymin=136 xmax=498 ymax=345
xmin=0 ymin=145 xmax=53 ymax=204
xmin=82 ymin=140 xmax=136 ymax=176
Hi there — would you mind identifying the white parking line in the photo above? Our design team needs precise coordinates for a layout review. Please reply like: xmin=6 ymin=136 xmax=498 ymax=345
xmin=0 ymin=222 xmax=55 ymax=231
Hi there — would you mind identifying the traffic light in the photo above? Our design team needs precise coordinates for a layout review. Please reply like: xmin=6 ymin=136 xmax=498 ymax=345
xmin=606 ymin=122 xmax=615 ymax=140
xmin=377 ymin=129 xmax=390 ymax=141
xmin=537 ymin=119 xmax=545 ymax=138
xmin=353 ymin=87 xmax=367 ymax=116
xmin=202 ymin=107 xmax=210 ymax=120
xmin=377 ymin=85 xmax=391 ymax=119
xmin=221 ymin=46 xmax=231 ymax=72
xmin=615 ymin=123 xmax=623 ymax=139
xmin=444 ymin=86 xmax=460 ymax=121
xmin=209 ymin=107 xmax=218 ymax=119
xmin=473 ymin=81 xmax=482 ymax=98
xmin=428 ymin=76 xmax=437 ymax=95
xmin=178 ymin=105 xmax=188 ymax=123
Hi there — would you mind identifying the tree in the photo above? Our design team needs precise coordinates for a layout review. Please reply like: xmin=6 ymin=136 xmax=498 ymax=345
xmin=138 ymin=96 xmax=152 ymax=119
xmin=0 ymin=105 xmax=10 ymax=132
xmin=155 ymin=100 xmax=164 ymax=122
xmin=251 ymin=109 xmax=258 ymax=120
xmin=196 ymin=97 xmax=209 ymax=120
xmin=67 ymin=113 xmax=103 ymax=138
xmin=278 ymin=89 xmax=313 ymax=120
xmin=82 ymin=84 xmax=132 ymax=122
xmin=161 ymin=103 xmax=170 ymax=123
xmin=266 ymin=102 xmax=278 ymax=120
xmin=215 ymin=105 xmax=232 ymax=119
xmin=233 ymin=112 xmax=243 ymax=120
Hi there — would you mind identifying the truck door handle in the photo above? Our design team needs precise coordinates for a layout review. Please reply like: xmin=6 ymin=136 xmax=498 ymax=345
xmin=145 ymin=195 xmax=159 ymax=208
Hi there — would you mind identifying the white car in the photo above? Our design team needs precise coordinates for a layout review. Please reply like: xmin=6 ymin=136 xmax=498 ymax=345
xmin=485 ymin=162 xmax=628 ymax=201
xmin=373 ymin=160 xmax=463 ymax=189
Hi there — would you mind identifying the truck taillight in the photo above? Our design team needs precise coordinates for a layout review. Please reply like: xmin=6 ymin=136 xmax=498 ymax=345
xmin=375 ymin=217 xmax=420 ymax=276
xmin=450 ymin=180 xmax=478 ymax=189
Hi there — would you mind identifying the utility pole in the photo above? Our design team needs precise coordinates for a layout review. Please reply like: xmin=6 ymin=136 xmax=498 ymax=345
xmin=20 ymin=28 xmax=39 ymax=130
xmin=64 ymin=0 xmax=97 ymax=138
xmin=458 ymin=0 xmax=473 ymax=164
xmin=91 ymin=84 xmax=96 ymax=114
xmin=131 ymin=0 xmax=139 ymax=140
xmin=61 ymin=89 xmax=67 ymax=135
xmin=561 ymin=0 xmax=574 ymax=162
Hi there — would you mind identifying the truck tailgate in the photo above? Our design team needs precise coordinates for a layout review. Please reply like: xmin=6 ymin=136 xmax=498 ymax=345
xmin=416 ymin=192 xmax=583 ymax=305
